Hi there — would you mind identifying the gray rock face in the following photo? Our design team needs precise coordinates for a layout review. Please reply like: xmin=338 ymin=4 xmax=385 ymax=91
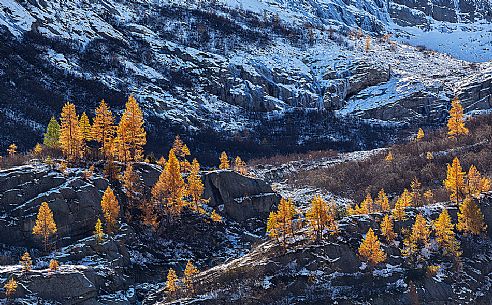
xmin=457 ymin=70 xmax=492 ymax=112
xmin=203 ymin=170 xmax=281 ymax=222
xmin=324 ymin=60 xmax=390 ymax=110
xmin=0 ymin=164 xmax=108 ymax=248
xmin=0 ymin=266 xmax=98 ymax=304
xmin=389 ymin=0 xmax=492 ymax=26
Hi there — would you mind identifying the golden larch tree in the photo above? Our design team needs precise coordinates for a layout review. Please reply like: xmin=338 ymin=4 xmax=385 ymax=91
xmin=60 ymin=102 xmax=84 ymax=161
xmin=32 ymin=202 xmax=58 ymax=251
xmin=166 ymin=268 xmax=178 ymax=294
xmin=467 ymin=165 xmax=491 ymax=198
xmin=187 ymin=159 xmax=204 ymax=211
xmin=375 ymin=189 xmax=390 ymax=211
xmin=121 ymin=164 xmax=143 ymax=220
xmin=20 ymin=252 xmax=32 ymax=272
xmin=33 ymin=143 xmax=43 ymax=156
xmin=172 ymin=135 xmax=191 ymax=160
xmin=434 ymin=209 xmax=461 ymax=258
xmin=385 ymin=151 xmax=394 ymax=162
xmin=7 ymin=143 xmax=17 ymax=156
xmin=358 ymin=228 xmax=386 ymax=266
xmin=49 ymin=259 xmax=60 ymax=272
xmin=234 ymin=156 xmax=247 ymax=175
xmin=266 ymin=198 xmax=296 ymax=245
xmin=306 ymin=195 xmax=335 ymax=240
xmin=100 ymin=187 xmax=120 ymax=234
xmin=416 ymin=128 xmax=424 ymax=141
xmin=79 ymin=112 xmax=92 ymax=141
xmin=210 ymin=210 xmax=223 ymax=222
xmin=219 ymin=151 xmax=230 ymax=170
xmin=94 ymin=218 xmax=104 ymax=244
xmin=266 ymin=211 xmax=279 ymax=240
xmin=152 ymin=149 xmax=186 ymax=221
xmin=392 ymin=198 xmax=406 ymax=221
xmin=116 ymin=95 xmax=146 ymax=162
xmin=444 ymin=157 xmax=466 ymax=204
xmin=183 ymin=260 xmax=199 ymax=292
xmin=400 ymin=188 xmax=413 ymax=207
xmin=4 ymin=277 xmax=17 ymax=298
xmin=402 ymin=214 xmax=430 ymax=259
xmin=447 ymin=97 xmax=469 ymax=138
xmin=380 ymin=214 xmax=396 ymax=242
xmin=457 ymin=196 xmax=487 ymax=235
xmin=361 ymin=193 xmax=374 ymax=213
xmin=91 ymin=100 xmax=115 ymax=158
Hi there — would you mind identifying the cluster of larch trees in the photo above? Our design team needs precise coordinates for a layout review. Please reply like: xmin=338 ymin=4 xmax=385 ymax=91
xmin=41 ymin=96 xmax=146 ymax=163
xmin=266 ymin=196 xmax=338 ymax=245
xmin=356 ymin=97 xmax=488 ymax=267
xmin=264 ymin=98 xmax=489 ymax=270
xmin=166 ymin=260 xmax=200 ymax=298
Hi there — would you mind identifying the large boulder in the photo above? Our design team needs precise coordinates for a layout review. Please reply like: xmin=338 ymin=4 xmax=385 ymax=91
xmin=0 ymin=265 xmax=98 ymax=304
xmin=203 ymin=170 xmax=280 ymax=222
xmin=0 ymin=164 xmax=108 ymax=248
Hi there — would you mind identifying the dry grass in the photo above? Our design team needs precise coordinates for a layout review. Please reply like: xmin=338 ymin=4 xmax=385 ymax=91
xmin=249 ymin=150 xmax=339 ymax=167
xmin=290 ymin=114 xmax=492 ymax=203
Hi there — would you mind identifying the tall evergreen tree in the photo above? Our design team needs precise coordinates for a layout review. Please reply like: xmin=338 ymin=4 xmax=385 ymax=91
xmin=43 ymin=116 xmax=60 ymax=148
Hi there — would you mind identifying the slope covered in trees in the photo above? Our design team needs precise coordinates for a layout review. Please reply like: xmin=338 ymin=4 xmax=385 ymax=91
xmin=1 ymin=97 xmax=492 ymax=304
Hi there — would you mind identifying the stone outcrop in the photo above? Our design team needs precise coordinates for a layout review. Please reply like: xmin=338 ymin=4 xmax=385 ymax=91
xmin=323 ymin=60 xmax=390 ymax=110
xmin=203 ymin=170 xmax=280 ymax=223
xmin=134 ymin=163 xmax=281 ymax=223
xmin=0 ymin=265 xmax=98 ymax=304
xmin=0 ymin=164 xmax=108 ymax=249
xmin=457 ymin=69 xmax=492 ymax=111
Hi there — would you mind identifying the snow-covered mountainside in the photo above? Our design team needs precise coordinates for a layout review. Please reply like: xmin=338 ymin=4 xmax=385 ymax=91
xmin=1 ymin=0 xmax=492 ymax=160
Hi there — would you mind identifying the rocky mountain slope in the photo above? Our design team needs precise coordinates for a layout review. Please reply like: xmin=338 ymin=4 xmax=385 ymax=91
xmin=0 ymin=162 xmax=279 ymax=304
xmin=150 ymin=201 xmax=492 ymax=305
xmin=2 ymin=159 xmax=492 ymax=304
xmin=1 ymin=0 xmax=492 ymax=160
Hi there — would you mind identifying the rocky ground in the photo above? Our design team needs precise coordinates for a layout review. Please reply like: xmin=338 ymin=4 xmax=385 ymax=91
xmin=1 ymin=154 xmax=492 ymax=304
xmin=0 ymin=162 xmax=279 ymax=304
xmin=149 ymin=200 xmax=492 ymax=305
